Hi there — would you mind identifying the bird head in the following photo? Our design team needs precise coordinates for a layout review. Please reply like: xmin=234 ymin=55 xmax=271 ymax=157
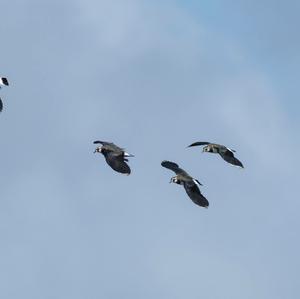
xmin=94 ymin=146 xmax=102 ymax=154
xmin=202 ymin=145 xmax=209 ymax=153
xmin=169 ymin=176 xmax=179 ymax=184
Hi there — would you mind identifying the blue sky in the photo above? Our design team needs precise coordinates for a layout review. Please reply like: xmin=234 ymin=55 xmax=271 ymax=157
xmin=0 ymin=1 xmax=299 ymax=298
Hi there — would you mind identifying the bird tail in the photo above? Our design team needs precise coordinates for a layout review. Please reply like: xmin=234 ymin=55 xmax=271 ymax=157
xmin=124 ymin=152 xmax=134 ymax=157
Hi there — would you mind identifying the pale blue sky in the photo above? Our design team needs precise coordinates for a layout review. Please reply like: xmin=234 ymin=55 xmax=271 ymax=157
xmin=0 ymin=1 xmax=299 ymax=298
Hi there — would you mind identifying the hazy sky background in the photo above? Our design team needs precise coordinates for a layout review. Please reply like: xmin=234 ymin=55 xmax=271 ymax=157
xmin=0 ymin=1 xmax=299 ymax=298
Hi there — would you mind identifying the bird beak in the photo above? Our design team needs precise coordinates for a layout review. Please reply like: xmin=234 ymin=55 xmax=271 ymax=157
xmin=94 ymin=149 xmax=97 ymax=153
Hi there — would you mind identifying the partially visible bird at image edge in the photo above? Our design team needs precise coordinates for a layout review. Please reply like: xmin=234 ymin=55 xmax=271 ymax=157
xmin=0 ymin=77 xmax=9 ymax=112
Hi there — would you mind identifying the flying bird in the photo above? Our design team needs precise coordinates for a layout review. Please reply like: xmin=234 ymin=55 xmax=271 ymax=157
xmin=93 ymin=140 xmax=134 ymax=175
xmin=187 ymin=141 xmax=244 ymax=168
xmin=161 ymin=160 xmax=209 ymax=208
xmin=0 ymin=77 xmax=9 ymax=112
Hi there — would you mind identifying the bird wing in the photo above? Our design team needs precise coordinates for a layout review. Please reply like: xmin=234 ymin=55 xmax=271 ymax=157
xmin=93 ymin=140 xmax=111 ymax=145
xmin=183 ymin=181 xmax=209 ymax=208
xmin=0 ymin=98 xmax=3 ymax=112
xmin=187 ymin=141 xmax=210 ymax=147
xmin=161 ymin=160 xmax=187 ymax=175
xmin=219 ymin=150 xmax=244 ymax=168
xmin=104 ymin=152 xmax=131 ymax=174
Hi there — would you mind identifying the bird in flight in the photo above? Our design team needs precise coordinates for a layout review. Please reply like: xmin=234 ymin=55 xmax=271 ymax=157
xmin=161 ymin=160 xmax=209 ymax=208
xmin=93 ymin=140 xmax=134 ymax=175
xmin=0 ymin=77 xmax=9 ymax=112
xmin=187 ymin=141 xmax=244 ymax=168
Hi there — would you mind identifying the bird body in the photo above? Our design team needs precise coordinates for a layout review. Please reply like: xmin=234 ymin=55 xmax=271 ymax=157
xmin=161 ymin=160 xmax=209 ymax=208
xmin=188 ymin=141 xmax=244 ymax=168
xmin=93 ymin=140 xmax=133 ymax=175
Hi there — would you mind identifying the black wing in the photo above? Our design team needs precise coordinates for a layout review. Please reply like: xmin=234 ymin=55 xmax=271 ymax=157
xmin=0 ymin=98 xmax=3 ymax=112
xmin=183 ymin=181 xmax=209 ymax=208
xmin=104 ymin=152 xmax=131 ymax=174
xmin=187 ymin=141 xmax=210 ymax=147
xmin=161 ymin=160 xmax=187 ymax=175
xmin=219 ymin=150 xmax=244 ymax=168
xmin=93 ymin=140 xmax=110 ymax=145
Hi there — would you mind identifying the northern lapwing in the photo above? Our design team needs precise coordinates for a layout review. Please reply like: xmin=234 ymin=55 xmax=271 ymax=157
xmin=93 ymin=140 xmax=134 ymax=175
xmin=187 ymin=141 xmax=244 ymax=168
xmin=161 ymin=160 xmax=209 ymax=208
xmin=0 ymin=77 xmax=9 ymax=112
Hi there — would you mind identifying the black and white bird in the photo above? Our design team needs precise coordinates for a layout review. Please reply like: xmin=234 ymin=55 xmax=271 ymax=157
xmin=0 ymin=77 xmax=9 ymax=112
xmin=187 ymin=141 xmax=244 ymax=168
xmin=93 ymin=140 xmax=134 ymax=175
xmin=161 ymin=160 xmax=209 ymax=208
